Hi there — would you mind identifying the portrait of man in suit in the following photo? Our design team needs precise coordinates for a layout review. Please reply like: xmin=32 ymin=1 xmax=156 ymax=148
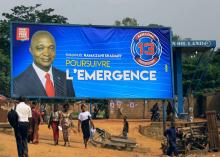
xmin=13 ymin=30 xmax=75 ymax=97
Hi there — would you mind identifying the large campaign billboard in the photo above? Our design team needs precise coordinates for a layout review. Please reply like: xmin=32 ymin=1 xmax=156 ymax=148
xmin=11 ymin=22 xmax=173 ymax=99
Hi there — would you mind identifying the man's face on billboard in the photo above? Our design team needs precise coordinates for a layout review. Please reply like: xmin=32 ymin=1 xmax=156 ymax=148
xmin=30 ymin=31 xmax=56 ymax=72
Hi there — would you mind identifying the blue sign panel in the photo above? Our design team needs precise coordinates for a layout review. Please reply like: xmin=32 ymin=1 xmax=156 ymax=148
xmin=11 ymin=23 xmax=173 ymax=99
xmin=172 ymin=40 xmax=216 ymax=48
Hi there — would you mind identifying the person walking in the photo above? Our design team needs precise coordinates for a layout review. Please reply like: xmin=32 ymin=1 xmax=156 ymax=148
xmin=166 ymin=101 xmax=173 ymax=121
xmin=60 ymin=103 xmax=73 ymax=147
xmin=48 ymin=104 xmax=61 ymax=145
xmin=15 ymin=97 xmax=32 ymax=157
xmin=122 ymin=116 xmax=129 ymax=139
xmin=150 ymin=102 xmax=159 ymax=121
xmin=78 ymin=104 xmax=95 ymax=149
xmin=164 ymin=123 xmax=178 ymax=156
xmin=30 ymin=102 xmax=42 ymax=144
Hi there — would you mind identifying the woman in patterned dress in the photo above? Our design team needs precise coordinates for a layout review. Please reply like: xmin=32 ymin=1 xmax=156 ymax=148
xmin=60 ymin=103 xmax=73 ymax=146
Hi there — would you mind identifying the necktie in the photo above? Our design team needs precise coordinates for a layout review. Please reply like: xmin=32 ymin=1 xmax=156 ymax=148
xmin=45 ymin=73 xmax=55 ymax=97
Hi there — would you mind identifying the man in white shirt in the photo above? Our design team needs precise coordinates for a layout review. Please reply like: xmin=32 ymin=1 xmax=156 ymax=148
xmin=15 ymin=97 xmax=32 ymax=157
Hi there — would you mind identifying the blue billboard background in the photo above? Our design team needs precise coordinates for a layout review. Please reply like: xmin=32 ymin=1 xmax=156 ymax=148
xmin=11 ymin=23 xmax=173 ymax=99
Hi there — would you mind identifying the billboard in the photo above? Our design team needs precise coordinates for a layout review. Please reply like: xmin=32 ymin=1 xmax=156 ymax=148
xmin=11 ymin=22 xmax=173 ymax=99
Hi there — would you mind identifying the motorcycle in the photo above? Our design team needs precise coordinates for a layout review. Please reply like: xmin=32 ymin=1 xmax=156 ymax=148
xmin=151 ymin=111 xmax=160 ymax=121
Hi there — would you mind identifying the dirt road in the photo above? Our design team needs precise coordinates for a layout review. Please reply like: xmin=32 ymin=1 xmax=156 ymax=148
xmin=0 ymin=120 xmax=161 ymax=157
xmin=1 ymin=120 xmax=220 ymax=157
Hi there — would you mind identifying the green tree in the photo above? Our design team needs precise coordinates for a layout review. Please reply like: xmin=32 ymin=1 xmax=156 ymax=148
xmin=172 ymin=34 xmax=181 ymax=41
xmin=147 ymin=24 xmax=181 ymax=41
xmin=114 ymin=18 xmax=181 ymax=41
xmin=114 ymin=17 xmax=139 ymax=26
xmin=0 ymin=49 xmax=10 ymax=95
xmin=147 ymin=23 xmax=164 ymax=27
xmin=0 ymin=4 xmax=68 ymax=54
xmin=0 ymin=4 xmax=69 ymax=96
xmin=182 ymin=49 xmax=220 ymax=96
xmin=114 ymin=20 xmax=121 ymax=26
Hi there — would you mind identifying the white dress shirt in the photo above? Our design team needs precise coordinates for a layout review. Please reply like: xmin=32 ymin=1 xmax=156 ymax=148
xmin=32 ymin=63 xmax=54 ymax=88
xmin=16 ymin=102 xmax=32 ymax=122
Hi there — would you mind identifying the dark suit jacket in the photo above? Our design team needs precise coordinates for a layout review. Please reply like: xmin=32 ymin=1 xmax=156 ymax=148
xmin=13 ymin=65 xmax=75 ymax=97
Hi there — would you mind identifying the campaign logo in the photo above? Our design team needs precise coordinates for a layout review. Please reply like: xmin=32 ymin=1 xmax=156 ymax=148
xmin=131 ymin=31 xmax=162 ymax=67
xmin=16 ymin=27 xmax=30 ymax=41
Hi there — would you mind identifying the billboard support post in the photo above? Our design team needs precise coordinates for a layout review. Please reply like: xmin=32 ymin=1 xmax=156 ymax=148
xmin=162 ymin=100 xmax=166 ymax=133
xmin=176 ymin=48 xmax=183 ymax=114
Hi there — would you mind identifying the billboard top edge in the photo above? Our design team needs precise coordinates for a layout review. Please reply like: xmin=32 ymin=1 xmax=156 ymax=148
xmin=10 ymin=21 xmax=172 ymax=30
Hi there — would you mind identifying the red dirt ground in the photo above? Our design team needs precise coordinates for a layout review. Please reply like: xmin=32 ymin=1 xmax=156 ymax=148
xmin=0 ymin=120 xmax=220 ymax=157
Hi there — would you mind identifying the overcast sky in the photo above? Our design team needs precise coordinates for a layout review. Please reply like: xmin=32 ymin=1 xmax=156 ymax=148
xmin=0 ymin=0 xmax=219 ymax=48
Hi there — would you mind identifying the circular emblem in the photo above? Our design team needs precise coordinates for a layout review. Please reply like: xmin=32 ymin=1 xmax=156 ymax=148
xmin=205 ymin=41 xmax=211 ymax=47
xmin=131 ymin=31 xmax=162 ymax=67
